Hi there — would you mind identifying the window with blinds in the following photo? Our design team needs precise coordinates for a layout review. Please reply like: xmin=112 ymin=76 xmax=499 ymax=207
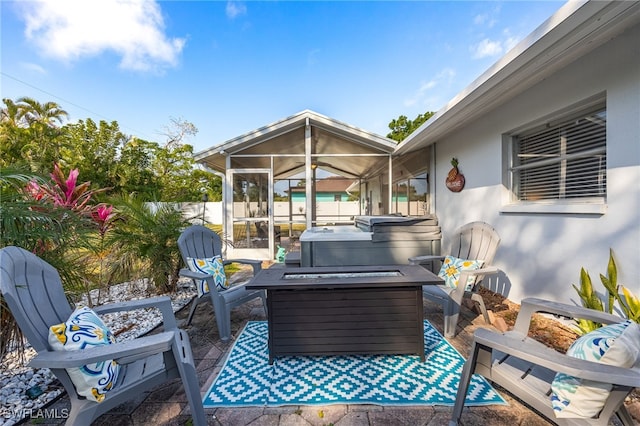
xmin=511 ymin=106 xmax=606 ymax=202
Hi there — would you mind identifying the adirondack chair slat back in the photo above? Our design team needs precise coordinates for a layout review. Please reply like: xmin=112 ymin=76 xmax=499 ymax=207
xmin=450 ymin=222 xmax=500 ymax=265
xmin=0 ymin=246 xmax=73 ymax=352
xmin=177 ymin=225 xmax=223 ymax=263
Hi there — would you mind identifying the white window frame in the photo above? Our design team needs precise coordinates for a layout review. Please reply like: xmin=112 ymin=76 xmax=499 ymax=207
xmin=501 ymin=95 xmax=607 ymax=215
xmin=391 ymin=172 xmax=428 ymax=216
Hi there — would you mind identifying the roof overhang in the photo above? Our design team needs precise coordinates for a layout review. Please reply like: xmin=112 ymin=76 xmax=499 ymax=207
xmin=395 ymin=0 xmax=640 ymax=155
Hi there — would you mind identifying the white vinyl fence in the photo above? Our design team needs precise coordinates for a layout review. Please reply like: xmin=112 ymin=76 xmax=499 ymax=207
xmin=180 ymin=201 xmax=362 ymax=225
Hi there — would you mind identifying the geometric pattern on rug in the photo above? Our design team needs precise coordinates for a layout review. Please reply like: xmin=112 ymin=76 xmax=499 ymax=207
xmin=203 ymin=321 xmax=506 ymax=407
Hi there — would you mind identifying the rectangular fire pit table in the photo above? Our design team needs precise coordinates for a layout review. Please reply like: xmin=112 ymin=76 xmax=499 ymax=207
xmin=246 ymin=264 xmax=443 ymax=364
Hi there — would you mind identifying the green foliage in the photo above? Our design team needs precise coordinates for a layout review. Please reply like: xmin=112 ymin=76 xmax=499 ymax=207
xmin=62 ymin=118 xmax=127 ymax=192
xmin=0 ymin=97 xmax=70 ymax=174
xmin=572 ymin=268 xmax=604 ymax=334
xmin=0 ymin=166 xmax=92 ymax=280
xmin=0 ymin=156 xmax=209 ymax=359
xmin=1 ymin=295 xmax=22 ymax=360
xmin=153 ymin=141 xmax=220 ymax=202
xmin=387 ymin=111 xmax=434 ymax=142
xmin=115 ymin=137 xmax=163 ymax=197
xmin=0 ymin=166 xmax=97 ymax=358
xmin=572 ymin=249 xmax=640 ymax=334
xmin=1 ymin=97 xmax=221 ymax=202
xmin=621 ymin=287 xmax=640 ymax=323
xmin=105 ymin=196 xmax=193 ymax=293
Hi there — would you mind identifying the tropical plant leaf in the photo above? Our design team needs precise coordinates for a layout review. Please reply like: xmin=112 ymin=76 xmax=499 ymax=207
xmin=606 ymin=248 xmax=617 ymax=285
xmin=572 ymin=249 xmax=640 ymax=333
xmin=572 ymin=267 xmax=604 ymax=333
xmin=621 ymin=286 xmax=640 ymax=323
xmin=574 ymin=318 xmax=601 ymax=335
xmin=597 ymin=249 xmax=618 ymax=314
xmin=573 ymin=268 xmax=603 ymax=311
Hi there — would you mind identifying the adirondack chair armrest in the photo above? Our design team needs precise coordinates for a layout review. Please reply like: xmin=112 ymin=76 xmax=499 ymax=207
xmin=441 ymin=267 xmax=500 ymax=300
xmin=179 ymin=268 xmax=208 ymax=281
xmin=408 ymin=254 xmax=445 ymax=266
xmin=458 ymin=266 xmax=500 ymax=283
xmin=458 ymin=266 xmax=500 ymax=293
xmin=513 ymin=297 xmax=625 ymax=335
xmin=466 ymin=266 xmax=499 ymax=276
xmin=92 ymin=296 xmax=178 ymax=330
xmin=223 ymin=258 xmax=262 ymax=274
xmin=30 ymin=331 xmax=176 ymax=369
xmin=473 ymin=328 xmax=640 ymax=388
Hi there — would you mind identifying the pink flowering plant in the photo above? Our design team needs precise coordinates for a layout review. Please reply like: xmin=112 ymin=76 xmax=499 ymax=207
xmin=22 ymin=164 xmax=99 ymax=258
xmin=23 ymin=163 xmax=118 ymax=304
xmin=92 ymin=204 xmax=117 ymax=236
xmin=27 ymin=163 xmax=104 ymax=214
xmin=88 ymin=203 xmax=121 ymax=304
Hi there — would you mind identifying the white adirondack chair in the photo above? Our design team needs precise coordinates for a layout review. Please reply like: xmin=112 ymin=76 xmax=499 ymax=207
xmin=450 ymin=298 xmax=640 ymax=425
xmin=409 ymin=221 xmax=501 ymax=337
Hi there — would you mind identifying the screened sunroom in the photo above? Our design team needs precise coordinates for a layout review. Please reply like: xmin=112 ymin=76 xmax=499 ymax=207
xmin=194 ymin=110 xmax=433 ymax=260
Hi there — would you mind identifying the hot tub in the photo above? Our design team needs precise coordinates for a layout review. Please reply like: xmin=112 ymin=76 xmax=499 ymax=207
xmin=299 ymin=215 xmax=441 ymax=267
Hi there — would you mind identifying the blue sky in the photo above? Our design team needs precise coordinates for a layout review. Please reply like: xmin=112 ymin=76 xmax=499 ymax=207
xmin=1 ymin=0 xmax=565 ymax=153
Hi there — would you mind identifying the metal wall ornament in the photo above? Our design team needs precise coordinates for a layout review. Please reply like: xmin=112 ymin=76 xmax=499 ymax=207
xmin=445 ymin=158 xmax=465 ymax=192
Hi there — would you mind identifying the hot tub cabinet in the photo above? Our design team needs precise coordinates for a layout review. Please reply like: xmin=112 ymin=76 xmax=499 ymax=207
xmin=247 ymin=265 xmax=443 ymax=364
xmin=299 ymin=215 xmax=441 ymax=267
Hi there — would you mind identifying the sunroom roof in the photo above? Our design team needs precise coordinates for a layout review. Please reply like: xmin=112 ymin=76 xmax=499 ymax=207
xmin=194 ymin=110 xmax=397 ymax=179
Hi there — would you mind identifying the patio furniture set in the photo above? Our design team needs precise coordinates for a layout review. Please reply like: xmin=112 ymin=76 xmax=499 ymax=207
xmin=0 ymin=219 xmax=637 ymax=425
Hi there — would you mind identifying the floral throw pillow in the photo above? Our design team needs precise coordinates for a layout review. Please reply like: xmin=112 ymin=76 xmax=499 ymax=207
xmin=48 ymin=306 xmax=120 ymax=403
xmin=550 ymin=320 xmax=640 ymax=418
xmin=437 ymin=255 xmax=483 ymax=291
xmin=186 ymin=256 xmax=229 ymax=296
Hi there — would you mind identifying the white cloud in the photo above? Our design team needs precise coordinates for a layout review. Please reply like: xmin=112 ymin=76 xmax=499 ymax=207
xmin=404 ymin=68 xmax=456 ymax=109
xmin=473 ymin=13 xmax=496 ymax=28
xmin=17 ymin=0 xmax=185 ymax=73
xmin=20 ymin=62 xmax=47 ymax=75
xmin=473 ymin=4 xmax=501 ymax=28
xmin=469 ymin=5 xmax=526 ymax=60
xmin=226 ymin=1 xmax=247 ymax=19
xmin=471 ymin=38 xmax=503 ymax=59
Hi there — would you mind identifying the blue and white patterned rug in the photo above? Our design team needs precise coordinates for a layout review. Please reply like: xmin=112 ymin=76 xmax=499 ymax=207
xmin=203 ymin=321 xmax=505 ymax=407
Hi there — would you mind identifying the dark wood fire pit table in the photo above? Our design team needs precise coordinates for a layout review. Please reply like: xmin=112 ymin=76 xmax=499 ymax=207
xmin=246 ymin=264 xmax=443 ymax=364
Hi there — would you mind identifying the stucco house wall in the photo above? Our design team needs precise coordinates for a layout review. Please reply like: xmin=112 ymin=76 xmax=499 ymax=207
xmin=429 ymin=24 xmax=639 ymax=305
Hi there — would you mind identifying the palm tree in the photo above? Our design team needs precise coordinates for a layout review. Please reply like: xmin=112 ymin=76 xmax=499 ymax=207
xmin=1 ymin=98 xmax=22 ymax=126
xmin=105 ymin=196 xmax=193 ymax=293
xmin=15 ymin=96 xmax=68 ymax=127
xmin=1 ymin=98 xmax=29 ymax=168
xmin=13 ymin=97 xmax=69 ymax=174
